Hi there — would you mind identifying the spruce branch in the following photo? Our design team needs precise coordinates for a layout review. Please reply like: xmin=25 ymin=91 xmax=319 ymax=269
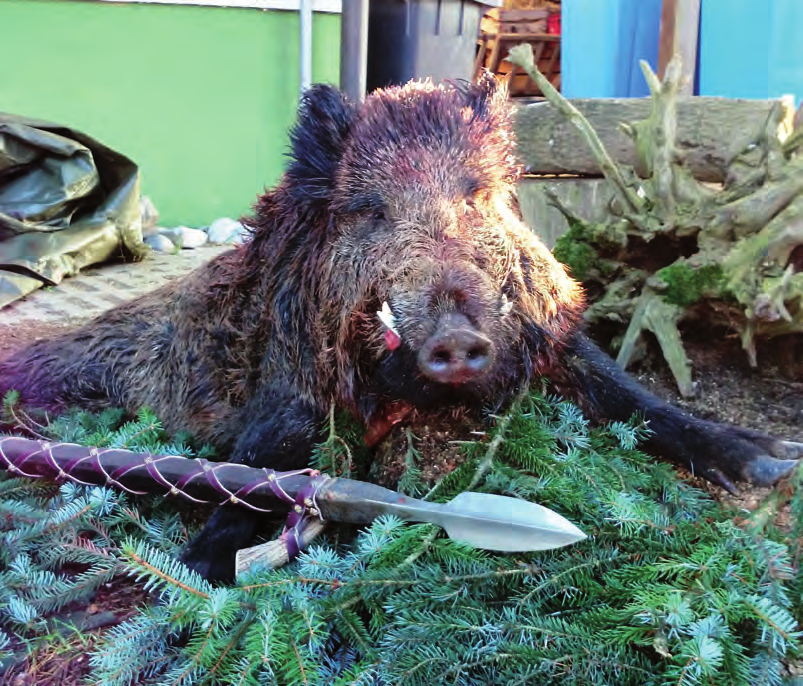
xmin=313 ymin=402 xmax=354 ymax=478
xmin=397 ymin=428 xmax=424 ymax=497
xmin=2 ymin=391 xmax=801 ymax=684
xmin=466 ymin=391 xmax=526 ymax=492
xmin=121 ymin=539 xmax=211 ymax=599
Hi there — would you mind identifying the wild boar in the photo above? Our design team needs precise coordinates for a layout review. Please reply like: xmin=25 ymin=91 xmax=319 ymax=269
xmin=1 ymin=75 xmax=799 ymax=581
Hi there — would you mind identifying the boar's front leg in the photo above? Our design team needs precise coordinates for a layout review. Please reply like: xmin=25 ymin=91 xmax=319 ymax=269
xmin=561 ymin=332 xmax=802 ymax=492
xmin=180 ymin=389 xmax=322 ymax=582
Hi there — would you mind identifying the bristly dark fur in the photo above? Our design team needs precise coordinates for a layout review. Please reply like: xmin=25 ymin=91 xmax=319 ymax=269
xmin=1 ymin=75 xmax=799 ymax=581
xmin=285 ymin=85 xmax=355 ymax=206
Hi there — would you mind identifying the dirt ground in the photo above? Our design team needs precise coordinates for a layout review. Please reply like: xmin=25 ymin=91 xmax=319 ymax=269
xmin=0 ymin=580 xmax=150 ymax=686
xmin=627 ymin=330 xmax=802 ymax=512
xmin=630 ymin=332 xmax=802 ymax=445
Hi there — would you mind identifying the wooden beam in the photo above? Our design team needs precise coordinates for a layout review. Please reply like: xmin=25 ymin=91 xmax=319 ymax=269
xmin=517 ymin=178 xmax=615 ymax=249
xmin=514 ymin=97 xmax=785 ymax=183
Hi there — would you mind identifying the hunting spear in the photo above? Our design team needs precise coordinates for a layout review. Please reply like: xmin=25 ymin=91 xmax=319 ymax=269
xmin=0 ymin=436 xmax=586 ymax=574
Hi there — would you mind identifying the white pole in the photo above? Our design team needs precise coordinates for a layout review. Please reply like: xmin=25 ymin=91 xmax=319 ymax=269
xmin=300 ymin=0 xmax=313 ymax=95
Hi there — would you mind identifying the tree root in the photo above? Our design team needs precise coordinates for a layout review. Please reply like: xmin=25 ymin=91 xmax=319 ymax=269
xmin=509 ymin=46 xmax=803 ymax=392
xmin=616 ymin=291 xmax=694 ymax=397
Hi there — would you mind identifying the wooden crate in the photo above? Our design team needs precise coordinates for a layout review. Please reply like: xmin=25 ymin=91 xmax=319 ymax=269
xmin=474 ymin=8 xmax=561 ymax=97
xmin=502 ymin=0 xmax=561 ymax=11
xmin=481 ymin=7 xmax=549 ymax=35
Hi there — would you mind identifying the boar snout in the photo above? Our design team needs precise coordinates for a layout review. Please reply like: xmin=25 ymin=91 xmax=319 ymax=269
xmin=417 ymin=313 xmax=495 ymax=384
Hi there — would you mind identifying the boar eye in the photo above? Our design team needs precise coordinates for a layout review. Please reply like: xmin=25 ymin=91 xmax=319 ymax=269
xmin=464 ymin=177 xmax=482 ymax=204
xmin=372 ymin=209 xmax=387 ymax=223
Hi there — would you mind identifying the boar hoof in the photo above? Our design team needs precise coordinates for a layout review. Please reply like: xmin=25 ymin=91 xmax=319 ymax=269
xmin=767 ymin=440 xmax=803 ymax=461
xmin=743 ymin=454 xmax=799 ymax=486
xmin=700 ymin=466 xmax=738 ymax=495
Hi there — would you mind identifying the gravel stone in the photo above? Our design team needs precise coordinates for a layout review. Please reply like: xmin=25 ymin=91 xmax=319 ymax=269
xmin=144 ymin=234 xmax=175 ymax=253
xmin=160 ymin=226 xmax=208 ymax=249
xmin=207 ymin=217 xmax=245 ymax=244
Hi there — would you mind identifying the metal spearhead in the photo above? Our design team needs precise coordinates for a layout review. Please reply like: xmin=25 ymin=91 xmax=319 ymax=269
xmin=318 ymin=481 xmax=586 ymax=552
xmin=423 ymin=491 xmax=586 ymax=551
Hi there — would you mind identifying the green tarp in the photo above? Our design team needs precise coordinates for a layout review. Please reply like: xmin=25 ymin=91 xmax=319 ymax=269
xmin=0 ymin=114 xmax=147 ymax=309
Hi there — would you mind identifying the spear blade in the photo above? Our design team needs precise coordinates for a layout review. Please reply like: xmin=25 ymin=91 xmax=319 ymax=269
xmin=389 ymin=491 xmax=585 ymax=551
xmin=319 ymin=482 xmax=586 ymax=552
xmin=437 ymin=491 xmax=586 ymax=551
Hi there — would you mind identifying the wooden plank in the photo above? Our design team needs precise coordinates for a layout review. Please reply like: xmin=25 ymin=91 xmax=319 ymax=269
xmin=486 ymin=8 xmax=549 ymax=22
xmin=518 ymin=177 xmax=615 ymax=249
xmin=503 ymin=39 xmax=560 ymax=96
xmin=658 ymin=0 xmax=701 ymax=95
xmin=496 ymin=32 xmax=559 ymax=42
xmin=514 ymin=97 xmax=785 ymax=183
xmin=474 ymin=35 xmax=490 ymax=77
xmin=498 ymin=20 xmax=547 ymax=33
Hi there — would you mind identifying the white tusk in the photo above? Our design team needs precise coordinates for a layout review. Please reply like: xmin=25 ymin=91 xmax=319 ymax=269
xmin=377 ymin=301 xmax=400 ymax=335
xmin=501 ymin=294 xmax=514 ymax=316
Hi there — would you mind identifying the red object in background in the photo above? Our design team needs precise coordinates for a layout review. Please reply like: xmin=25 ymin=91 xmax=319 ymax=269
xmin=547 ymin=12 xmax=561 ymax=35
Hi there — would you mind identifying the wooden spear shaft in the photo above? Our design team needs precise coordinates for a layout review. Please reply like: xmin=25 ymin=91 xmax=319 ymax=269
xmin=0 ymin=435 xmax=436 ymax=528
xmin=0 ymin=435 xmax=339 ymax=573
xmin=0 ymin=435 xmax=319 ymax=514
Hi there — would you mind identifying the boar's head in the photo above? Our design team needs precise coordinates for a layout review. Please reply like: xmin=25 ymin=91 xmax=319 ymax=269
xmin=282 ymin=74 xmax=584 ymax=417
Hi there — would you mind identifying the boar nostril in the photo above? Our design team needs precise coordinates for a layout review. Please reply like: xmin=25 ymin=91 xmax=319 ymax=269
xmin=432 ymin=348 xmax=453 ymax=364
xmin=466 ymin=347 xmax=484 ymax=360
xmin=418 ymin=317 xmax=495 ymax=384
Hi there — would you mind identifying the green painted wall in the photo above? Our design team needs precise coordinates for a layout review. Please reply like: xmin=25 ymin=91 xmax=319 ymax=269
xmin=0 ymin=0 xmax=340 ymax=226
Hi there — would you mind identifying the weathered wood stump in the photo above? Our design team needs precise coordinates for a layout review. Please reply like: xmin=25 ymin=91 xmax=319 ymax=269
xmin=510 ymin=45 xmax=803 ymax=396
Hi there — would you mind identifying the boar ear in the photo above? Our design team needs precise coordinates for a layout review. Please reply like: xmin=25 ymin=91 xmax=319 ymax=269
xmin=462 ymin=72 xmax=506 ymax=121
xmin=286 ymin=84 xmax=355 ymax=205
